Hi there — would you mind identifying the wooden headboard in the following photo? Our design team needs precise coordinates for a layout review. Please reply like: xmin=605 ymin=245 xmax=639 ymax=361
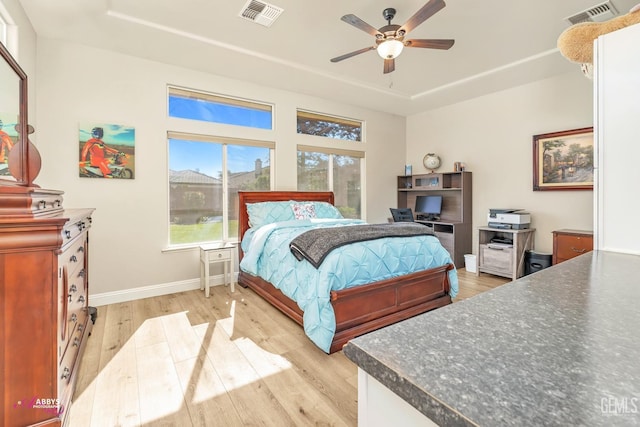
xmin=237 ymin=191 xmax=334 ymax=259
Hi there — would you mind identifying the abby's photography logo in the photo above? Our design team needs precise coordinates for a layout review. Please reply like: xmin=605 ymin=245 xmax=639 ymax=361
xmin=13 ymin=397 xmax=64 ymax=416
xmin=601 ymin=396 xmax=638 ymax=417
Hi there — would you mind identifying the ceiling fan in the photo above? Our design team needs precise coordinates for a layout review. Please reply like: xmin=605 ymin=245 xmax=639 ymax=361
xmin=330 ymin=0 xmax=454 ymax=74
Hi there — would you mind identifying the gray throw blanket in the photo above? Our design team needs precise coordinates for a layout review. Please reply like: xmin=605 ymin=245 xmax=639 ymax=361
xmin=289 ymin=222 xmax=435 ymax=268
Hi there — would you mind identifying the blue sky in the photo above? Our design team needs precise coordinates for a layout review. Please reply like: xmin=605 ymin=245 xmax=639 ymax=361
xmin=168 ymin=95 xmax=272 ymax=130
xmin=79 ymin=123 xmax=135 ymax=146
xmin=169 ymin=139 xmax=269 ymax=178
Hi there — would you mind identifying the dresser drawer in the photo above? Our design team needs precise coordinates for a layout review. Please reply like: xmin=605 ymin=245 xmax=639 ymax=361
xmin=59 ymin=266 xmax=88 ymax=361
xmin=60 ymin=216 xmax=92 ymax=247
xmin=58 ymin=233 xmax=88 ymax=361
xmin=553 ymin=230 xmax=593 ymax=264
xmin=63 ymin=235 xmax=87 ymax=277
xmin=479 ymin=244 xmax=513 ymax=275
xmin=58 ymin=317 xmax=87 ymax=395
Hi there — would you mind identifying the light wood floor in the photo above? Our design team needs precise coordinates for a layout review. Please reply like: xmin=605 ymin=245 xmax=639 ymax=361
xmin=68 ymin=269 xmax=509 ymax=427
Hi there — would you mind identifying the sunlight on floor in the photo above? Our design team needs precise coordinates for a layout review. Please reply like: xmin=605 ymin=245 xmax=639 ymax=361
xmin=69 ymin=299 xmax=294 ymax=426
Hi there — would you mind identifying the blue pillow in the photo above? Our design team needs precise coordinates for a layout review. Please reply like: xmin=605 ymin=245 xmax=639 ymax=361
xmin=246 ymin=200 xmax=344 ymax=228
xmin=313 ymin=202 xmax=343 ymax=219
xmin=246 ymin=201 xmax=295 ymax=228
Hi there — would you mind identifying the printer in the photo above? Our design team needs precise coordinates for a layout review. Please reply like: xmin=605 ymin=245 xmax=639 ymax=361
xmin=488 ymin=208 xmax=531 ymax=230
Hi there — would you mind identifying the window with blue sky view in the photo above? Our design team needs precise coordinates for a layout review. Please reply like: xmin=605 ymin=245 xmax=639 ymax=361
xmin=167 ymin=86 xmax=273 ymax=246
xmin=168 ymin=87 xmax=273 ymax=130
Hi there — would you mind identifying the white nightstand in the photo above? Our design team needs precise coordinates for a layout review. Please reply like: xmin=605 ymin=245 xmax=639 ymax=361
xmin=200 ymin=243 xmax=236 ymax=297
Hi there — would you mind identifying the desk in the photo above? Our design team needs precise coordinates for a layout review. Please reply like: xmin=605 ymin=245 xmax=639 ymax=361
xmin=200 ymin=243 xmax=235 ymax=297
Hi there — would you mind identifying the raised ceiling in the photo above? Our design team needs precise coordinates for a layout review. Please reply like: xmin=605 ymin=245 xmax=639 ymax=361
xmin=18 ymin=0 xmax=638 ymax=116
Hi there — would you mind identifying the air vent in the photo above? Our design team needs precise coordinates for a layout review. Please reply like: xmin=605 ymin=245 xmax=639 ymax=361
xmin=239 ymin=0 xmax=284 ymax=27
xmin=565 ymin=1 xmax=619 ymax=25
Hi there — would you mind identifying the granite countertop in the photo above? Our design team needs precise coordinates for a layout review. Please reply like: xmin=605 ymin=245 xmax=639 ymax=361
xmin=344 ymin=251 xmax=640 ymax=426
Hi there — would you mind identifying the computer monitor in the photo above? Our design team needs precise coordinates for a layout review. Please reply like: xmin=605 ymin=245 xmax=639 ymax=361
xmin=415 ymin=195 xmax=442 ymax=220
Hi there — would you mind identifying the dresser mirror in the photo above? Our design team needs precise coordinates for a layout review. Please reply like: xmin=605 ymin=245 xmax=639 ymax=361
xmin=0 ymin=41 xmax=39 ymax=186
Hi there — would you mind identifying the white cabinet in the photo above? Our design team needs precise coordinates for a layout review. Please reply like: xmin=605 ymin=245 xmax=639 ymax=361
xmin=200 ymin=243 xmax=236 ymax=297
xmin=594 ymin=23 xmax=640 ymax=253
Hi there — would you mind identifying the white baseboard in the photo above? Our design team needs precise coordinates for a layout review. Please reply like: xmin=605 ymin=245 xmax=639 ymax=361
xmin=89 ymin=273 xmax=237 ymax=307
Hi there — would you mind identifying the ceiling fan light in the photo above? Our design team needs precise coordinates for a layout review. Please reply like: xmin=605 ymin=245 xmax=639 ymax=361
xmin=377 ymin=39 xmax=404 ymax=59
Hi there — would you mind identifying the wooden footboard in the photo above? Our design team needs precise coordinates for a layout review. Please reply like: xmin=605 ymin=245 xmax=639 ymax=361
xmin=238 ymin=263 xmax=453 ymax=353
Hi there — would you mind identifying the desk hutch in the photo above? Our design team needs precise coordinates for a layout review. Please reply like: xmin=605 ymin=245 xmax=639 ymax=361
xmin=397 ymin=171 xmax=472 ymax=268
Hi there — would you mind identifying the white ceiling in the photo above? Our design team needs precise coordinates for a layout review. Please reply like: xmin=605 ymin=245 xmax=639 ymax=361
xmin=18 ymin=0 xmax=638 ymax=116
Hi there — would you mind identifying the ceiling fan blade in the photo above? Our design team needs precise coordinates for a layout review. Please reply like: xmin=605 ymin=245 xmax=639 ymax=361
xmin=399 ymin=0 xmax=446 ymax=35
xmin=341 ymin=14 xmax=383 ymax=37
xmin=404 ymin=39 xmax=455 ymax=50
xmin=383 ymin=58 xmax=395 ymax=74
xmin=330 ymin=46 xmax=376 ymax=63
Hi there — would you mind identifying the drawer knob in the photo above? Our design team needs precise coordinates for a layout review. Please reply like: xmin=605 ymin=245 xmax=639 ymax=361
xmin=77 ymin=246 xmax=85 ymax=253
xmin=61 ymin=367 xmax=71 ymax=380
xmin=70 ymin=313 xmax=77 ymax=323
xmin=78 ymin=295 xmax=85 ymax=304
xmin=38 ymin=200 xmax=46 ymax=210
xmin=70 ymin=255 xmax=78 ymax=262
xmin=69 ymin=284 xmax=77 ymax=293
xmin=571 ymin=247 xmax=587 ymax=254
xmin=73 ymin=337 xmax=80 ymax=347
xmin=78 ymin=324 xmax=84 ymax=332
xmin=65 ymin=230 xmax=71 ymax=239
xmin=78 ymin=269 xmax=85 ymax=278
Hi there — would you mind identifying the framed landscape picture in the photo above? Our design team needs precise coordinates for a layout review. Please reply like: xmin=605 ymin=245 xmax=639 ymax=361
xmin=532 ymin=127 xmax=594 ymax=191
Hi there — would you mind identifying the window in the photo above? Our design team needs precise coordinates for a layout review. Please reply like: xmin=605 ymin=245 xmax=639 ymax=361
xmin=0 ymin=4 xmax=13 ymax=49
xmin=297 ymin=145 xmax=363 ymax=218
xmin=168 ymin=87 xmax=273 ymax=130
xmin=0 ymin=15 xmax=6 ymax=46
xmin=296 ymin=110 xmax=362 ymax=142
xmin=168 ymin=132 xmax=273 ymax=246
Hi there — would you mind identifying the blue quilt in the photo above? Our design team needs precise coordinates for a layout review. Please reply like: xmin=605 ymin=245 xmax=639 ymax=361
xmin=240 ymin=219 xmax=458 ymax=352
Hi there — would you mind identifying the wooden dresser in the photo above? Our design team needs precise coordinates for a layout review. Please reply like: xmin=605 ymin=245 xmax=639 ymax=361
xmin=1 ymin=198 xmax=95 ymax=426
xmin=552 ymin=229 xmax=593 ymax=265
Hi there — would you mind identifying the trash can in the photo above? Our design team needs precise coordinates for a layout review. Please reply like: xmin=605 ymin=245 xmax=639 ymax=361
xmin=464 ymin=254 xmax=477 ymax=273
xmin=524 ymin=250 xmax=552 ymax=276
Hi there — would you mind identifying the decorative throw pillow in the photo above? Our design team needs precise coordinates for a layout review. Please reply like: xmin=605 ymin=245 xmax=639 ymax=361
xmin=292 ymin=203 xmax=316 ymax=220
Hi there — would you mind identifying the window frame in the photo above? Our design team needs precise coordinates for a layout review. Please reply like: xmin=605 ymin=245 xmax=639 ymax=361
xmin=167 ymin=131 xmax=274 ymax=248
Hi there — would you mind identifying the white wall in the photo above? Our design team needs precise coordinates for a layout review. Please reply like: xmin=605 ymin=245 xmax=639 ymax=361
xmin=406 ymin=71 xmax=594 ymax=254
xmin=33 ymin=38 xmax=405 ymax=301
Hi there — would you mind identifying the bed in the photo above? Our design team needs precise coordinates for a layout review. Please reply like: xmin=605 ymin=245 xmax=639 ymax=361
xmin=237 ymin=191 xmax=458 ymax=354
